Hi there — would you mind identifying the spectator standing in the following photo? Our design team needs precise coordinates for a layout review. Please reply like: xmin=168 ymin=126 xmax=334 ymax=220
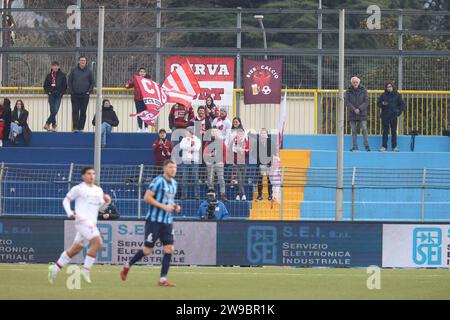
xmin=179 ymin=127 xmax=202 ymax=200
xmin=190 ymin=106 xmax=211 ymax=135
xmin=190 ymin=106 xmax=211 ymax=185
xmin=205 ymin=96 xmax=219 ymax=121
xmin=0 ymin=99 xmax=4 ymax=147
xmin=1 ymin=98 xmax=11 ymax=142
xmin=229 ymin=125 xmax=249 ymax=201
xmin=211 ymin=107 xmax=232 ymax=139
xmin=256 ymin=128 xmax=273 ymax=201
xmin=92 ymin=99 xmax=119 ymax=148
xmin=204 ymin=127 xmax=228 ymax=201
xmin=346 ymin=76 xmax=370 ymax=152
xmin=126 ymin=67 xmax=149 ymax=133
xmin=68 ymin=56 xmax=95 ymax=132
xmin=43 ymin=61 xmax=67 ymax=132
xmin=152 ymin=129 xmax=173 ymax=166
xmin=168 ymin=103 xmax=195 ymax=132
xmin=9 ymin=100 xmax=32 ymax=145
xmin=377 ymin=82 xmax=405 ymax=152
xmin=198 ymin=189 xmax=229 ymax=220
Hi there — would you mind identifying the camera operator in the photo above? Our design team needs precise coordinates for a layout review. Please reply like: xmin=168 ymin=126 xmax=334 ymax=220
xmin=198 ymin=189 xmax=229 ymax=220
xmin=98 ymin=203 xmax=120 ymax=220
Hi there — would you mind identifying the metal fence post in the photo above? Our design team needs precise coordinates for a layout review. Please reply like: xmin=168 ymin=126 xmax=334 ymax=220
xmin=138 ymin=164 xmax=145 ymax=219
xmin=351 ymin=167 xmax=356 ymax=222
xmin=421 ymin=168 xmax=427 ymax=223
xmin=155 ymin=0 xmax=162 ymax=84
xmin=235 ymin=7 xmax=242 ymax=118
xmin=68 ymin=162 xmax=74 ymax=192
xmin=317 ymin=1 xmax=323 ymax=90
xmin=279 ymin=167 xmax=286 ymax=221
xmin=0 ymin=162 xmax=5 ymax=216
xmin=398 ymin=10 xmax=404 ymax=135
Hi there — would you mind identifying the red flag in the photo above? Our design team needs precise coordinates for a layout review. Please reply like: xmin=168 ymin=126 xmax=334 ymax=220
xmin=134 ymin=76 xmax=168 ymax=127
xmin=129 ymin=110 xmax=158 ymax=127
xmin=163 ymin=59 xmax=201 ymax=106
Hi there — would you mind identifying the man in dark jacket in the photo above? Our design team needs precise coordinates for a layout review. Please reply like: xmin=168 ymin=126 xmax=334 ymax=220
xmin=68 ymin=56 xmax=95 ymax=132
xmin=92 ymin=99 xmax=119 ymax=148
xmin=378 ymin=82 xmax=405 ymax=152
xmin=43 ymin=61 xmax=67 ymax=132
xmin=346 ymin=76 xmax=370 ymax=152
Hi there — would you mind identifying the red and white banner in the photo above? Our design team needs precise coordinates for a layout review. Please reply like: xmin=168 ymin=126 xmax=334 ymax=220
xmin=129 ymin=76 xmax=167 ymax=127
xmin=165 ymin=56 xmax=235 ymax=107
xmin=163 ymin=60 xmax=201 ymax=107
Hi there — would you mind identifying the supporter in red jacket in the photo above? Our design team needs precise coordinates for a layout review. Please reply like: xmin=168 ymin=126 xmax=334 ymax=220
xmin=126 ymin=67 xmax=149 ymax=132
xmin=153 ymin=129 xmax=173 ymax=166
xmin=0 ymin=99 xmax=4 ymax=148
xmin=168 ymin=103 xmax=195 ymax=132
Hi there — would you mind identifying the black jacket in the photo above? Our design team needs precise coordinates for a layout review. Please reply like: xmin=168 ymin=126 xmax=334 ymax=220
xmin=43 ymin=69 xmax=67 ymax=96
xmin=68 ymin=65 xmax=95 ymax=94
xmin=0 ymin=99 xmax=11 ymax=140
xmin=256 ymin=135 xmax=273 ymax=166
xmin=345 ymin=85 xmax=369 ymax=121
xmin=11 ymin=109 xmax=32 ymax=144
xmin=377 ymin=90 xmax=405 ymax=118
xmin=92 ymin=106 xmax=120 ymax=127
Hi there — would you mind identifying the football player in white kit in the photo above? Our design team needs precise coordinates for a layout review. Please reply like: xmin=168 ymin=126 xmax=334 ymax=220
xmin=48 ymin=167 xmax=111 ymax=284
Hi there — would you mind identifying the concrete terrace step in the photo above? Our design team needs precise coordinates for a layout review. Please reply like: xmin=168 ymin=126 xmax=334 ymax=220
xmin=284 ymin=134 xmax=450 ymax=153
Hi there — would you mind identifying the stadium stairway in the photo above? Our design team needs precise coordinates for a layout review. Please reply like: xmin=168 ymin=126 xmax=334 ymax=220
xmin=284 ymin=134 xmax=450 ymax=221
xmin=249 ymin=150 xmax=311 ymax=221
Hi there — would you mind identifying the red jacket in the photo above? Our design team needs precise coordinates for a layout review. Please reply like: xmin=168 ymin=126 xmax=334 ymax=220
xmin=0 ymin=103 xmax=4 ymax=140
xmin=153 ymin=138 xmax=173 ymax=166
xmin=168 ymin=104 xmax=195 ymax=130
xmin=203 ymin=139 xmax=227 ymax=165
xmin=126 ymin=77 xmax=144 ymax=102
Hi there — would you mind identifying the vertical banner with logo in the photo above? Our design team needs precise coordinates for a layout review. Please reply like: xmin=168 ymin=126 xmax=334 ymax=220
xmin=243 ymin=58 xmax=282 ymax=105
xmin=64 ymin=221 xmax=217 ymax=265
xmin=382 ymin=224 xmax=450 ymax=268
xmin=165 ymin=56 xmax=235 ymax=107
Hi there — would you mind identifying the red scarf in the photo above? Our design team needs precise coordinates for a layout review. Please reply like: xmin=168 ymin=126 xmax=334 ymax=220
xmin=51 ymin=71 xmax=57 ymax=85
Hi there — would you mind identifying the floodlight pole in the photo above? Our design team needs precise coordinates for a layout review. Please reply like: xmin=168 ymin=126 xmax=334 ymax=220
xmin=335 ymin=9 xmax=345 ymax=221
xmin=94 ymin=6 xmax=105 ymax=185
xmin=254 ymin=15 xmax=267 ymax=60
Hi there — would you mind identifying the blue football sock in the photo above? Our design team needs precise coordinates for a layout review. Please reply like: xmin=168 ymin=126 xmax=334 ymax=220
xmin=160 ymin=253 xmax=172 ymax=278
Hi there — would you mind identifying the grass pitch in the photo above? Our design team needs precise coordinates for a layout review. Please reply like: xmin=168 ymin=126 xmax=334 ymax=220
xmin=0 ymin=264 xmax=449 ymax=300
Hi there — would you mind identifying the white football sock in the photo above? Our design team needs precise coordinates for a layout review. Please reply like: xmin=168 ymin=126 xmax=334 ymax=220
xmin=53 ymin=251 xmax=71 ymax=276
xmin=83 ymin=255 xmax=96 ymax=272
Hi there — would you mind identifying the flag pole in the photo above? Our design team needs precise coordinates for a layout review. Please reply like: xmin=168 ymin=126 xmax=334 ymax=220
xmin=94 ymin=6 xmax=105 ymax=185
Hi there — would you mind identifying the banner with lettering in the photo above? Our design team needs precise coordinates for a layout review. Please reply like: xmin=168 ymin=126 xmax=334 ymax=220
xmin=165 ymin=56 xmax=235 ymax=107
xmin=243 ymin=58 xmax=282 ymax=104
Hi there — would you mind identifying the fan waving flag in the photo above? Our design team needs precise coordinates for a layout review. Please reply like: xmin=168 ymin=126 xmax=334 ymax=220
xmin=163 ymin=60 xmax=201 ymax=106
xmin=129 ymin=62 xmax=200 ymax=126
xmin=131 ymin=76 xmax=168 ymax=127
